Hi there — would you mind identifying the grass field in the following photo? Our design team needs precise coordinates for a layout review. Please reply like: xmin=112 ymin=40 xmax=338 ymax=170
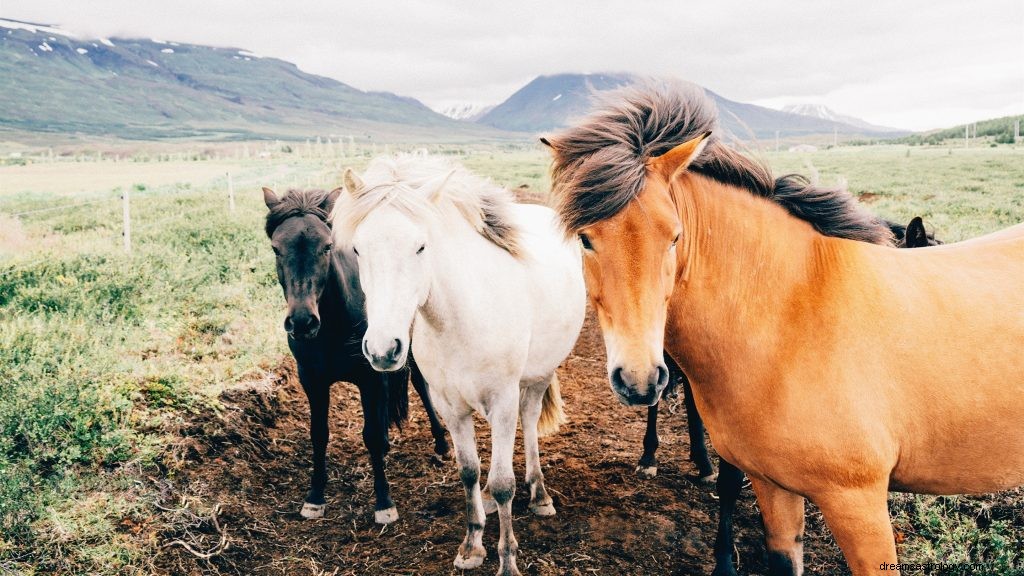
xmin=1 ymin=143 xmax=1022 ymax=574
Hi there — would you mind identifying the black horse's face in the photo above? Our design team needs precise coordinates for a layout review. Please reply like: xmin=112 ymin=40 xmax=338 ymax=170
xmin=270 ymin=215 xmax=333 ymax=340
xmin=264 ymin=187 xmax=340 ymax=340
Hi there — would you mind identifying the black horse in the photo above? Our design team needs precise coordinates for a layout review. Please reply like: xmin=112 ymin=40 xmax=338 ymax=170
xmin=263 ymin=186 xmax=450 ymax=524
xmin=639 ymin=215 xmax=940 ymax=575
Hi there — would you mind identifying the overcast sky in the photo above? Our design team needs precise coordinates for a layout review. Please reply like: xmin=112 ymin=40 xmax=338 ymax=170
xmin=5 ymin=0 xmax=1022 ymax=130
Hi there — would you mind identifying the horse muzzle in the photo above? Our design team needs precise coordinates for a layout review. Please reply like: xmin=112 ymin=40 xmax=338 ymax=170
xmin=609 ymin=363 xmax=669 ymax=407
xmin=362 ymin=336 xmax=407 ymax=372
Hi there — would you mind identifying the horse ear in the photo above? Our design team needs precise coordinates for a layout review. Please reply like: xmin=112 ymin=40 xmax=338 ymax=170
xmin=650 ymin=131 xmax=712 ymax=182
xmin=423 ymin=169 xmax=457 ymax=203
xmin=343 ymin=168 xmax=365 ymax=198
xmin=322 ymin=187 xmax=342 ymax=213
xmin=905 ymin=216 xmax=929 ymax=248
xmin=262 ymin=187 xmax=280 ymax=209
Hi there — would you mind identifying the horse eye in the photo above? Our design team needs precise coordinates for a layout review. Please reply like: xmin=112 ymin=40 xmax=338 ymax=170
xmin=417 ymin=244 xmax=426 ymax=254
xmin=579 ymin=233 xmax=594 ymax=251
xmin=271 ymin=246 xmax=281 ymax=256
xmin=671 ymin=233 xmax=680 ymax=248
xmin=324 ymin=243 xmax=333 ymax=254
xmin=352 ymin=247 xmax=359 ymax=256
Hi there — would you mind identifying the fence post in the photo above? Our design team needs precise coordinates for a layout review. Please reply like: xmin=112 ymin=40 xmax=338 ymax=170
xmin=227 ymin=171 xmax=235 ymax=212
xmin=122 ymin=186 xmax=132 ymax=254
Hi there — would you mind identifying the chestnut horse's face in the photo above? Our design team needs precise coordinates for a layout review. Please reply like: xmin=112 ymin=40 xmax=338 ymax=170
xmin=558 ymin=133 xmax=710 ymax=407
xmin=578 ymin=175 xmax=680 ymax=406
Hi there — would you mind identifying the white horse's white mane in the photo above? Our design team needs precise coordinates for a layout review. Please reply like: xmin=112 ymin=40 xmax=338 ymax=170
xmin=332 ymin=154 xmax=521 ymax=256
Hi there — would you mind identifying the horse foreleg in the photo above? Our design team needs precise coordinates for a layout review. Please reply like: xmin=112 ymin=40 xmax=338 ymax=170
xmin=299 ymin=377 xmax=330 ymax=519
xmin=445 ymin=411 xmax=487 ymax=570
xmin=520 ymin=379 xmax=556 ymax=516
xmin=749 ymin=477 xmax=806 ymax=576
xmin=358 ymin=382 xmax=397 ymax=524
xmin=711 ymin=460 xmax=745 ymax=576
xmin=636 ymin=403 xmax=660 ymax=478
xmin=488 ymin=393 xmax=522 ymax=576
xmin=815 ymin=485 xmax=897 ymax=576
xmin=410 ymin=361 xmax=451 ymax=463
xmin=682 ymin=374 xmax=716 ymax=482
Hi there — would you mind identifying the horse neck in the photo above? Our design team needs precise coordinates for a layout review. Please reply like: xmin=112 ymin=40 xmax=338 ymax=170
xmin=320 ymin=251 xmax=358 ymax=332
xmin=668 ymin=172 xmax=846 ymax=383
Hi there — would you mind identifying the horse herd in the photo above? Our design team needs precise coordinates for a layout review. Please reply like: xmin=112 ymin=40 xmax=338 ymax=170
xmin=261 ymin=82 xmax=1024 ymax=576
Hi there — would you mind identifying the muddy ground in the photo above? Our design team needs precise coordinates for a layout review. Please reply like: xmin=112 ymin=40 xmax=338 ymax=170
xmin=153 ymin=311 xmax=852 ymax=575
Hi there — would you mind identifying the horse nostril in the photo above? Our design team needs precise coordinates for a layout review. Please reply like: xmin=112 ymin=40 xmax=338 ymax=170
xmin=655 ymin=364 xmax=669 ymax=391
xmin=391 ymin=338 xmax=403 ymax=360
xmin=362 ymin=338 xmax=370 ymax=358
xmin=611 ymin=367 xmax=626 ymax=390
xmin=284 ymin=316 xmax=294 ymax=333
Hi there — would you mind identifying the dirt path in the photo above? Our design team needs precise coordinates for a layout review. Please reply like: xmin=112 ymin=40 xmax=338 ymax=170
xmin=154 ymin=311 xmax=849 ymax=575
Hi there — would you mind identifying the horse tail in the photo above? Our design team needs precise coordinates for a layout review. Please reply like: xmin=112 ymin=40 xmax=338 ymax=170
xmin=387 ymin=371 xmax=410 ymax=431
xmin=537 ymin=373 xmax=567 ymax=437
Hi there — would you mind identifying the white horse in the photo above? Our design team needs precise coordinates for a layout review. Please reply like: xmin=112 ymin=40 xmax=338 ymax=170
xmin=333 ymin=155 xmax=586 ymax=576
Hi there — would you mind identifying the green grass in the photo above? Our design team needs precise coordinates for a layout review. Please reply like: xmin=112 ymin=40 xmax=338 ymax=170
xmin=0 ymin=143 xmax=1022 ymax=574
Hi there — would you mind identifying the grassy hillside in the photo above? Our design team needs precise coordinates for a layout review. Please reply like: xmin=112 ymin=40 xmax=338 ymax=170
xmin=0 ymin=21 xmax=509 ymax=142
xmin=897 ymin=115 xmax=1024 ymax=146
xmin=1 ymin=144 xmax=1022 ymax=573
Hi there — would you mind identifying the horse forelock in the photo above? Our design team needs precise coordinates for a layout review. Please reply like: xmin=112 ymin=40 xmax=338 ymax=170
xmin=333 ymin=154 xmax=522 ymax=256
xmin=265 ymin=189 xmax=333 ymax=238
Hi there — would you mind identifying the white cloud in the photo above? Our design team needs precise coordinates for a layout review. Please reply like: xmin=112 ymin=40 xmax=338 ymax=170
xmin=3 ymin=0 xmax=1022 ymax=131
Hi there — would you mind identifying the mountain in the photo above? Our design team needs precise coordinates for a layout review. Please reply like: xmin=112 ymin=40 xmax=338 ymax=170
xmin=478 ymin=73 xmax=909 ymax=139
xmin=781 ymin=104 xmax=904 ymax=133
xmin=477 ymin=73 xmax=634 ymax=132
xmin=436 ymin=103 xmax=495 ymax=122
xmin=0 ymin=18 xmax=504 ymax=141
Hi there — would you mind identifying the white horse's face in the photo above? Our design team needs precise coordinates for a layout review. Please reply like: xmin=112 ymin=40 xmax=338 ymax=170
xmin=351 ymin=204 xmax=431 ymax=372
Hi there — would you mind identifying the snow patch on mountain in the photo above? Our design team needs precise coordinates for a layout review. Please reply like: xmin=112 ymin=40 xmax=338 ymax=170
xmin=781 ymin=103 xmax=904 ymax=133
xmin=434 ymin=102 xmax=496 ymax=121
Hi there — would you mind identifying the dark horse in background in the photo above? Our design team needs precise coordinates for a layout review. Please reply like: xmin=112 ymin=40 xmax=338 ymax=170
xmin=263 ymin=187 xmax=450 ymax=524
xmin=638 ymin=214 xmax=940 ymax=576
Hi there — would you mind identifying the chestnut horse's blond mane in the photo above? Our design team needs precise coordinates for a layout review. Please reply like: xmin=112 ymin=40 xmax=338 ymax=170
xmin=546 ymin=80 xmax=893 ymax=246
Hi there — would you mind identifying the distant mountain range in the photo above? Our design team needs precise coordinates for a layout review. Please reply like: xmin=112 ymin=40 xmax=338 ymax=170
xmin=0 ymin=20 xmax=923 ymax=143
xmin=0 ymin=18 xmax=503 ymax=141
xmin=780 ymin=104 xmax=903 ymax=133
xmin=471 ymin=73 xmax=909 ymax=139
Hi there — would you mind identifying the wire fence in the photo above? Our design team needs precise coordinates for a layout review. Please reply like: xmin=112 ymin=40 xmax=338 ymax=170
xmin=1 ymin=172 xmax=247 ymax=278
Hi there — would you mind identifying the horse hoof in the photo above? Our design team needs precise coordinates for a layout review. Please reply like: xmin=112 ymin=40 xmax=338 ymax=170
xmin=698 ymin=472 xmax=718 ymax=486
xmin=482 ymin=495 xmax=498 ymax=515
xmin=300 ymin=501 xmax=326 ymax=519
xmin=635 ymin=464 xmax=658 ymax=479
xmin=430 ymin=450 xmax=451 ymax=467
xmin=454 ymin=548 xmax=486 ymax=569
xmin=529 ymin=501 xmax=556 ymax=517
xmin=374 ymin=506 xmax=399 ymax=525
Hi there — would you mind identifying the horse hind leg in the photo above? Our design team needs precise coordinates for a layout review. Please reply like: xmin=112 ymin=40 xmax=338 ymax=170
xmin=410 ymin=361 xmax=451 ymax=464
xmin=520 ymin=377 xmax=556 ymax=516
xmin=711 ymin=460 xmax=745 ymax=576
xmin=636 ymin=403 xmax=660 ymax=478
xmin=682 ymin=373 xmax=716 ymax=483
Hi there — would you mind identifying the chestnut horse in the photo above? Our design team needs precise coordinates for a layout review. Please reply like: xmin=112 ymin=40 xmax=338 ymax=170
xmin=543 ymin=82 xmax=1024 ymax=575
